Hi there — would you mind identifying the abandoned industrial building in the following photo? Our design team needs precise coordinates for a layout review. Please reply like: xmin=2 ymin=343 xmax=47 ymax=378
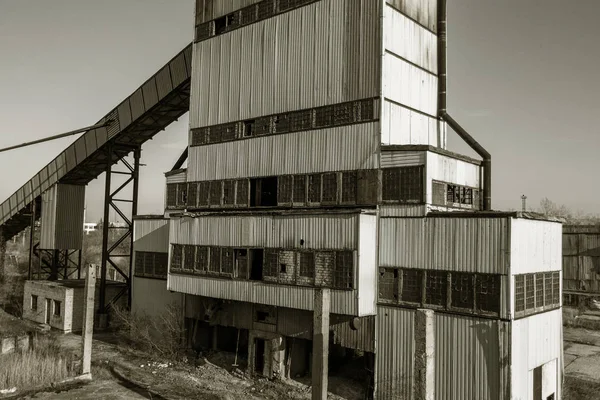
xmin=0 ymin=0 xmax=564 ymax=399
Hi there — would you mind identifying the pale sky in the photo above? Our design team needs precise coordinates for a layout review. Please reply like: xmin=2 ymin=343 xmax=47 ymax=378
xmin=0 ymin=0 xmax=598 ymax=222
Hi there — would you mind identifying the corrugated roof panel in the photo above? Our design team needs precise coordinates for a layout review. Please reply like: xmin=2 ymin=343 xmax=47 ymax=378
xmin=170 ymin=52 xmax=188 ymax=88
xmin=129 ymin=88 xmax=145 ymax=123
xmin=117 ymin=100 xmax=132 ymax=131
xmin=155 ymin=65 xmax=174 ymax=100
xmin=74 ymin=135 xmax=88 ymax=165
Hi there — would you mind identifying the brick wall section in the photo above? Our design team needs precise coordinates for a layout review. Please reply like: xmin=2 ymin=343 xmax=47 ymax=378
xmin=22 ymin=281 xmax=70 ymax=332
xmin=315 ymin=252 xmax=335 ymax=287
xmin=278 ymin=251 xmax=297 ymax=285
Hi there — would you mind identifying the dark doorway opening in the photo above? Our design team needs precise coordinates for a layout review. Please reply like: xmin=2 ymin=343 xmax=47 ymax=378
xmin=250 ymin=249 xmax=264 ymax=281
xmin=250 ymin=177 xmax=278 ymax=207
xmin=254 ymin=338 xmax=266 ymax=374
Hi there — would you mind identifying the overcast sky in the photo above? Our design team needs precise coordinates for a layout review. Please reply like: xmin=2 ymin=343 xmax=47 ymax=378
xmin=0 ymin=0 xmax=598 ymax=222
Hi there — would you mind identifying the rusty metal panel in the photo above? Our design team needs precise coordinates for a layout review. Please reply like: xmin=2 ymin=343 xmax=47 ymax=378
xmin=380 ymin=150 xmax=425 ymax=168
xmin=188 ymin=122 xmax=379 ymax=181
xmin=133 ymin=218 xmax=170 ymax=253
xmin=129 ymin=88 xmax=145 ymax=123
xmin=375 ymin=306 xmax=414 ymax=399
xmin=142 ymin=78 xmax=159 ymax=111
xmin=385 ymin=0 xmax=437 ymax=32
xmin=381 ymin=100 xmax=443 ymax=146
xmin=189 ymin=0 xmax=380 ymax=129
xmin=155 ymin=65 xmax=174 ymax=100
xmin=383 ymin=52 xmax=437 ymax=117
xmin=170 ymin=53 xmax=188 ymax=88
xmin=384 ymin=4 xmax=437 ymax=73
xmin=379 ymin=217 xmax=510 ymax=274
xmin=511 ymin=309 xmax=563 ymax=398
xmin=510 ymin=218 xmax=563 ymax=275
xmin=117 ymin=100 xmax=132 ymax=131
xmin=170 ymin=213 xmax=359 ymax=250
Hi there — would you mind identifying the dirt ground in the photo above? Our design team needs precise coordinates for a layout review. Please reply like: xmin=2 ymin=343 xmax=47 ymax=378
xmin=564 ymin=326 xmax=600 ymax=400
xmin=0 ymin=308 xmax=35 ymax=338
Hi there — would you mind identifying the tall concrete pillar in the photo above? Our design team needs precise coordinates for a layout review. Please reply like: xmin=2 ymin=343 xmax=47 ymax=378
xmin=312 ymin=288 xmax=331 ymax=400
xmin=413 ymin=309 xmax=435 ymax=400
xmin=81 ymin=265 xmax=97 ymax=376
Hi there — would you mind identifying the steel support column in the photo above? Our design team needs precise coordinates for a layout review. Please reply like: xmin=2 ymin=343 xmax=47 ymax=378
xmin=28 ymin=202 xmax=35 ymax=280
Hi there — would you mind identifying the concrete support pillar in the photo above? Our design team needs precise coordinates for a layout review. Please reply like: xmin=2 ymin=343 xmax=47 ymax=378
xmin=81 ymin=265 xmax=97 ymax=376
xmin=413 ymin=309 xmax=435 ymax=400
xmin=312 ymin=288 xmax=330 ymax=400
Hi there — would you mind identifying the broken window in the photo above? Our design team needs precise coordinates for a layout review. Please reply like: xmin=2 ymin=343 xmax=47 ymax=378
xmin=249 ymin=249 xmax=264 ymax=281
xmin=135 ymin=252 xmax=145 ymax=276
xmin=379 ymin=268 xmax=398 ymax=302
xmin=357 ymin=169 xmax=379 ymax=204
xmin=176 ymin=183 xmax=188 ymax=207
xmin=358 ymin=98 xmax=375 ymax=121
xmin=187 ymin=182 xmax=198 ymax=208
xmin=451 ymin=272 xmax=473 ymax=309
xmin=476 ymin=274 xmax=500 ymax=314
xmin=214 ymin=12 xmax=239 ymax=35
xmin=208 ymin=247 xmax=221 ymax=275
xmin=288 ymin=110 xmax=313 ymax=131
xmin=242 ymin=117 xmax=271 ymax=137
xmin=183 ymin=245 xmax=196 ymax=271
xmin=447 ymin=185 xmax=460 ymax=204
xmin=171 ymin=244 xmax=183 ymax=271
xmin=401 ymin=269 xmax=423 ymax=303
xmin=341 ymin=171 xmax=357 ymax=203
xmin=382 ymin=169 xmax=401 ymax=201
xmin=293 ymin=175 xmax=306 ymax=203
xmin=525 ymin=274 xmax=535 ymax=310
xmin=198 ymin=181 xmax=210 ymax=206
xmin=280 ymin=263 xmax=287 ymax=273
xmin=321 ymin=173 xmax=338 ymax=203
xmin=254 ymin=305 xmax=277 ymax=324
xmin=195 ymin=21 xmax=213 ymax=42
xmin=221 ymin=248 xmax=234 ymax=276
xmin=277 ymin=175 xmax=293 ymax=205
xmin=463 ymin=188 xmax=473 ymax=205
xmin=299 ymin=252 xmax=315 ymax=278
xmin=552 ymin=271 xmax=560 ymax=305
xmin=209 ymin=181 xmax=222 ymax=206
xmin=314 ymin=105 xmax=334 ymax=127
xmin=191 ymin=127 xmax=209 ymax=146
xmin=235 ymin=249 xmax=248 ymax=279
xmin=31 ymin=295 xmax=38 ymax=311
xmin=236 ymin=179 xmax=249 ymax=206
xmin=446 ymin=184 xmax=474 ymax=207
xmin=166 ymin=183 xmax=178 ymax=208
xmin=333 ymin=102 xmax=353 ymax=125
xmin=154 ymin=253 xmax=168 ymax=278
xmin=382 ymin=167 xmax=423 ymax=202
xmin=535 ymin=273 xmax=544 ymax=308
xmin=544 ymin=272 xmax=553 ymax=306
xmin=263 ymin=249 xmax=279 ymax=280
xmin=196 ymin=246 xmax=209 ymax=274
xmin=334 ymin=251 xmax=353 ymax=289
xmin=240 ymin=4 xmax=258 ymax=26
xmin=223 ymin=180 xmax=236 ymax=206
xmin=251 ymin=177 xmax=278 ymax=207
xmin=257 ymin=0 xmax=275 ymax=20
xmin=273 ymin=114 xmax=290 ymax=133
xmin=243 ymin=119 xmax=255 ymax=137
xmin=425 ymin=271 xmax=447 ymax=306
xmin=308 ymin=174 xmax=321 ymax=203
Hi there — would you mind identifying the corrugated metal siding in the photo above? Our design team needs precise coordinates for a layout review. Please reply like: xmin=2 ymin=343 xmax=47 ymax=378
xmin=381 ymin=100 xmax=445 ymax=146
xmin=379 ymin=204 xmax=427 ymax=217
xmin=426 ymin=151 xmax=481 ymax=191
xmin=168 ymin=274 xmax=358 ymax=315
xmin=380 ymin=150 xmax=425 ymax=168
xmin=40 ymin=184 xmax=85 ymax=250
xmin=510 ymin=218 xmax=563 ymax=275
xmin=170 ymin=214 xmax=359 ymax=249
xmin=132 ymin=277 xmax=183 ymax=319
xmin=511 ymin=309 xmax=562 ymax=399
xmin=331 ymin=314 xmax=375 ymax=352
xmin=358 ymin=214 xmax=377 ymax=316
xmin=383 ymin=52 xmax=437 ymax=117
xmin=384 ymin=4 xmax=437 ymax=73
xmin=379 ymin=217 xmax=510 ymax=274
xmin=189 ymin=0 xmax=381 ymax=128
xmin=189 ymin=121 xmax=378 ymax=178
xmin=133 ymin=219 xmax=170 ymax=253
xmin=385 ymin=0 xmax=437 ymax=32
xmin=376 ymin=306 xmax=415 ymax=400
xmin=165 ymin=170 xmax=187 ymax=184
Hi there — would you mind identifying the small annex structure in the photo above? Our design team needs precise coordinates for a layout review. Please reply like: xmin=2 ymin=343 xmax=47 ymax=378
xmin=132 ymin=1 xmax=567 ymax=399
xmin=22 ymin=279 xmax=126 ymax=333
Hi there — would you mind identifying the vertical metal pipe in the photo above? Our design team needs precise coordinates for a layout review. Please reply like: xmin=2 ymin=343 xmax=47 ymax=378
xmin=28 ymin=201 xmax=36 ymax=280
xmin=99 ymin=145 xmax=112 ymax=312
xmin=437 ymin=0 xmax=447 ymax=117
xmin=127 ymin=146 xmax=141 ymax=308
xmin=77 ymin=249 xmax=82 ymax=280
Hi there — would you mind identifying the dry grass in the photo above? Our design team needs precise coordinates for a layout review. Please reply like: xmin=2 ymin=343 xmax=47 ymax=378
xmin=0 ymin=334 xmax=77 ymax=391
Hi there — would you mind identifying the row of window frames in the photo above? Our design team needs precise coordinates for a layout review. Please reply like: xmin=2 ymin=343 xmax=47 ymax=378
xmin=379 ymin=268 xmax=502 ymax=314
xmin=30 ymin=295 xmax=61 ymax=317
xmin=134 ymin=252 xmax=168 ymax=278
xmin=170 ymin=245 xmax=354 ymax=289
xmin=167 ymin=166 xmax=424 ymax=208
xmin=431 ymin=181 xmax=478 ymax=206
xmin=196 ymin=0 xmax=323 ymax=41
xmin=514 ymin=272 xmax=561 ymax=312
xmin=190 ymin=98 xmax=376 ymax=146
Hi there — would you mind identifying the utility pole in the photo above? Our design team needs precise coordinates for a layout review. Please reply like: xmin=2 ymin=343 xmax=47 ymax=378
xmin=521 ymin=195 xmax=527 ymax=212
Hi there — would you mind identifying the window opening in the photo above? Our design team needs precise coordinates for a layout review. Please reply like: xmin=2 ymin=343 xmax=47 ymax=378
xmin=451 ymin=272 xmax=474 ymax=309
xmin=308 ymin=174 xmax=321 ymax=203
xmin=280 ymin=264 xmax=287 ymax=273
xmin=476 ymin=274 xmax=501 ymax=314
xmin=402 ymin=269 xmax=423 ymax=303
xmin=53 ymin=300 xmax=61 ymax=316
xmin=235 ymin=249 xmax=248 ymax=279
xmin=425 ymin=271 xmax=447 ymax=306
xmin=171 ymin=244 xmax=183 ymax=270
xmin=334 ymin=251 xmax=353 ymax=289
xmin=249 ymin=249 xmax=264 ymax=281
xmin=293 ymin=175 xmax=306 ymax=203
xmin=322 ymin=173 xmax=338 ymax=203
xmin=209 ymin=247 xmax=221 ymax=275
xmin=379 ymin=268 xmax=398 ymax=302
xmin=236 ymin=179 xmax=249 ymax=206
xmin=243 ymin=119 xmax=255 ymax=137
xmin=299 ymin=252 xmax=315 ymax=278
xmin=31 ymin=295 xmax=38 ymax=311
xmin=535 ymin=273 xmax=544 ymax=308
xmin=525 ymin=274 xmax=535 ymax=310
xmin=277 ymin=176 xmax=293 ymax=204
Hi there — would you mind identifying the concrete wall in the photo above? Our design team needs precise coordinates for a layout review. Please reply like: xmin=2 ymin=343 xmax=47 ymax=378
xmin=23 ymin=281 xmax=72 ymax=332
xmin=132 ymin=276 xmax=183 ymax=319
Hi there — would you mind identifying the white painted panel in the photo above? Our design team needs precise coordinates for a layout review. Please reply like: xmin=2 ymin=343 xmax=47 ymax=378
xmin=510 ymin=218 xmax=563 ymax=275
xmin=511 ymin=310 xmax=563 ymax=400
xmin=426 ymin=151 xmax=481 ymax=190
xmin=189 ymin=0 xmax=381 ymax=128
xmin=165 ymin=170 xmax=187 ymax=184
xmin=381 ymin=100 xmax=445 ymax=146
xmin=358 ymin=213 xmax=377 ymax=316
xmin=383 ymin=52 xmax=437 ymax=117
xmin=188 ymin=122 xmax=379 ymax=181
xmin=167 ymin=274 xmax=362 ymax=316
xmin=170 ymin=213 xmax=359 ymax=249
xmin=384 ymin=5 xmax=437 ymax=73
xmin=386 ymin=0 xmax=437 ymax=32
